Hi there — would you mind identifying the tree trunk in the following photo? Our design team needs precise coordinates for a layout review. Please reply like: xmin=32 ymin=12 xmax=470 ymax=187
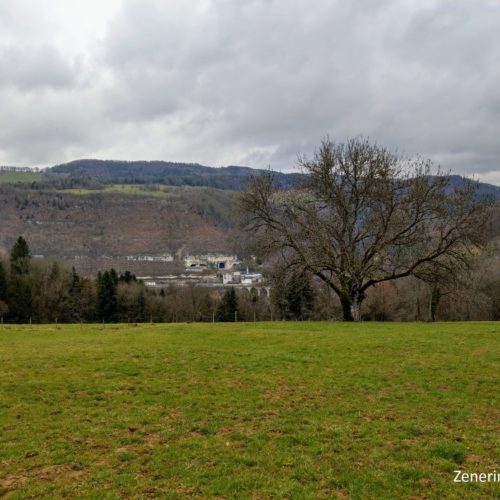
xmin=429 ymin=285 xmax=441 ymax=322
xmin=351 ymin=299 xmax=362 ymax=322
xmin=340 ymin=296 xmax=354 ymax=321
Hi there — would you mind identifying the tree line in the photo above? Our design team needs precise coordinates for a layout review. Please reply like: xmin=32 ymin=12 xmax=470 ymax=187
xmin=1 ymin=138 xmax=498 ymax=323
xmin=1 ymin=234 xmax=498 ymax=324
xmin=0 ymin=236 xmax=311 ymax=324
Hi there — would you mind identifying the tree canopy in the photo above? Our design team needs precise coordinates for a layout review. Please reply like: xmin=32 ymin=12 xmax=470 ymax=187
xmin=240 ymin=137 xmax=492 ymax=321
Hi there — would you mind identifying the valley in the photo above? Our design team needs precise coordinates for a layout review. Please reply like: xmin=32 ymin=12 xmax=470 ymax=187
xmin=1 ymin=162 xmax=499 ymax=277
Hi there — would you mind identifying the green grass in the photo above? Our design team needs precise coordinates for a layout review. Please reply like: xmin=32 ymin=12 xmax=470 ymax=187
xmin=0 ymin=322 xmax=498 ymax=498
xmin=62 ymin=184 xmax=179 ymax=198
xmin=0 ymin=171 xmax=42 ymax=183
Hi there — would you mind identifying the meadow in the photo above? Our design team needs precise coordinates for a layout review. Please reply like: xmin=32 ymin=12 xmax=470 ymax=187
xmin=0 ymin=322 xmax=498 ymax=498
xmin=0 ymin=171 xmax=42 ymax=184
xmin=61 ymin=184 xmax=179 ymax=198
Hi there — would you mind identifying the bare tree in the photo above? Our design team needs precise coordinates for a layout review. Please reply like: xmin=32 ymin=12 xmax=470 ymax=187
xmin=239 ymin=137 xmax=491 ymax=321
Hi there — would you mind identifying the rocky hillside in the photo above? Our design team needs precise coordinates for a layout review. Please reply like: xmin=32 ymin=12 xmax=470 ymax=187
xmin=0 ymin=184 xmax=239 ymax=275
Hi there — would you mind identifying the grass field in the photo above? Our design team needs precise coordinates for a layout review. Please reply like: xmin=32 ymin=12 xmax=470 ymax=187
xmin=0 ymin=171 xmax=42 ymax=184
xmin=0 ymin=322 xmax=498 ymax=498
xmin=62 ymin=184 xmax=179 ymax=198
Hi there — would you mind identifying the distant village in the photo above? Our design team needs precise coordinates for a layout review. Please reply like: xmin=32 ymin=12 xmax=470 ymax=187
xmin=126 ymin=252 xmax=265 ymax=290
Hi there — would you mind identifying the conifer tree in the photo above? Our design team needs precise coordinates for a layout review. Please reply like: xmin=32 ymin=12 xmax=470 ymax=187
xmin=284 ymin=272 xmax=315 ymax=320
xmin=10 ymin=236 xmax=31 ymax=275
xmin=271 ymin=270 xmax=314 ymax=320
xmin=216 ymin=288 xmax=239 ymax=322
xmin=0 ymin=260 xmax=7 ymax=301
xmin=97 ymin=269 xmax=119 ymax=322
xmin=8 ymin=237 xmax=32 ymax=322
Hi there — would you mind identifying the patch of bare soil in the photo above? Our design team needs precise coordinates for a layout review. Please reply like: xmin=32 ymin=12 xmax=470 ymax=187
xmin=0 ymin=463 xmax=84 ymax=492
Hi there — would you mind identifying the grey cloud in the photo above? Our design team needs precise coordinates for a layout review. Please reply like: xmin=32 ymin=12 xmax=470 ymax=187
xmin=97 ymin=0 xmax=500 ymax=180
xmin=0 ymin=45 xmax=78 ymax=91
xmin=0 ymin=0 xmax=499 ymax=184
xmin=0 ymin=86 xmax=108 ymax=165
xmin=102 ymin=1 xmax=380 ymax=155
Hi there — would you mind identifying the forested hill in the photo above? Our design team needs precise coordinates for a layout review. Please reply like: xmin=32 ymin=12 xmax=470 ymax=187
xmin=446 ymin=175 xmax=500 ymax=200
xmin=45 ymin=159 xmax=500 ymax=198
xmin=47 ymin=159 xmax=303 ymax=190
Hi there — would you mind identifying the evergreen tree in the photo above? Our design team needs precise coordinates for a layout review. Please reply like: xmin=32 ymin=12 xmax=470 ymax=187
xmin=109 ymin=268 xmax=119 ymax=286
xmin=119 ymin=271 xmax=137 ymax=284
xmin=8 ymin=276 xmax=32 ymax=322
xmin=271 ymin=270 xmax=314 ymax=320
xmin=10 ymin=236 xmax=31 ymax=275
xmin=69 ymin=267 xmax=81 ymax=296
xmin=137 ymin=288 xmax=146 ymax=322
xmin=284 ymin=272 xmax=314 ymax=320
xmin=97 ymin=270 xmax=118 ymax=322
xmin=216 ymin=288 xmax=239 ymax=322
xmin=8 ymin=237 xmax=32 ymax=322
xmin=0 ymin=256 xmax=8 ymax=321
xmin=68 ymin=267 xmax=83 ymax=321
xmin=0 ymin=260 xmax=7 ymax=301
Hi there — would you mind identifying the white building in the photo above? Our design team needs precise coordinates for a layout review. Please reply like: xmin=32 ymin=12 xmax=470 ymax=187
xmin=223 ymin=270 xmax=263 ymax=286
xmin=241 ymin=273 xmax=263 ymax=285
xmin=127 ymin=254 xmax=174 ymax=262
xmin=223 ymin=271 xmax=241 ymax=284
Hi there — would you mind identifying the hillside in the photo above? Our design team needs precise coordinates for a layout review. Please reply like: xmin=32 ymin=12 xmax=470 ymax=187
xmin=43 ymin=160 xmax=500 ymax=198
xmin=0 ymin=162 xmax=304 ymax=275
xmin=45 ymin=159 xmax=303 ymax=191
xmin=0 ymin=184 xmax=238 ymax=275
xmin=1 ymin=162 xmax=499 ymax=276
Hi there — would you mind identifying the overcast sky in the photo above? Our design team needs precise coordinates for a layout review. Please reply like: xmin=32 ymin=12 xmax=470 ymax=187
xmin=0 ymin=0 xmax=499 ymax=184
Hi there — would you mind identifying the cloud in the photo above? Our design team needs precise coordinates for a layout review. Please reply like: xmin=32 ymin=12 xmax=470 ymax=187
xmin=0 ymin=0 xmax=499 ymax=184
xmin=0 ymin=45 xmax=78 ymax=91
xmin=0 ymin=87 xmax=105 ymax=164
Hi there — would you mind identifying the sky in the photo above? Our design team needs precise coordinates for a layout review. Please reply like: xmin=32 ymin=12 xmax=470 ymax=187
xmin=0 ymin=0 xmax=499 ymax=184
